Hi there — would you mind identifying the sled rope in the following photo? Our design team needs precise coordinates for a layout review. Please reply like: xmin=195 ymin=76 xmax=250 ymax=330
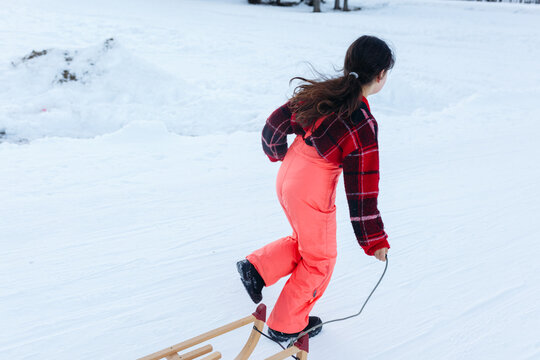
xmin=252 ymin=327 xmax=301 ymax=360
xmin=255 ymin=254 xmax=389 ymax=359
xmin=291 ymin=254 xmax=389 ymax=345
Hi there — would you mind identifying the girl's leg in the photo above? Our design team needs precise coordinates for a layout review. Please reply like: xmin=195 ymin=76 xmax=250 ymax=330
xmin=246 ymin=235 xmax=301 ymax=287
xmin=266 ymin=206 xmax=338 ymax=333
xmin=266 ymin=137 xmax=341 ymax=333
xmin=246 ymin=142 xmax=301 ymax=286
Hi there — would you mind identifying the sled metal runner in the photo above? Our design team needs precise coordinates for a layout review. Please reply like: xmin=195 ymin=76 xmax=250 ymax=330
xmin=138 ymin=303 xmax=309 ymax=360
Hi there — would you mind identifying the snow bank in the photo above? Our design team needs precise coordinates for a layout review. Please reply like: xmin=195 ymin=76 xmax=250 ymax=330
xmin=0 ymin=38 xmax=192 ymax=142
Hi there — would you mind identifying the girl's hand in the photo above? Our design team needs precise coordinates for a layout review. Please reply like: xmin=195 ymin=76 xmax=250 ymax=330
xmin=374 ymin=247 xmax=388 ymax=262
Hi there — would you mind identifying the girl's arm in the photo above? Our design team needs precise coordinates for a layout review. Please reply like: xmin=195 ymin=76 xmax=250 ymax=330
xmin=342 ymin=123 xmax=390 ymax=256
xmin=261 ymin=102 xmax=294 ymax=162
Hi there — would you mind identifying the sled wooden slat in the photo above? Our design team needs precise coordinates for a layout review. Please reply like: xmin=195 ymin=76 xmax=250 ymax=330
xmin=264 ymin=346 xmax=302 ymax=360
xmin=233 ymin=318 xmax=264 ymax=360
xmin=264 ymin=345 xmax=308 ymax=360
xmin=264 ymin=334 xmax=309 ymax=360
xmin=178 ymin=344 xmax=213 ymax=359
xmin=138 ymin=304 xmax=268 ymax=360
xmin=138 ymin=315 xmax=253 ymax=360
xmin=138 ymin=304 xmax=304 ymax=359
xmin=199 ymin=352 xmax=222 ymax=360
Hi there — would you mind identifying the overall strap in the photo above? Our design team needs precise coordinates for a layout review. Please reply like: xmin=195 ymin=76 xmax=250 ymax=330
xmin=303 ymin=115 xmax=327 ymax=140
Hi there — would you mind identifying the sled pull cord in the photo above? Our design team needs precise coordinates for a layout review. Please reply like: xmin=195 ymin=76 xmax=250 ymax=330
xmin=252 ymin=255 xmax=389 ymax=359
xmin=289 ymin=254 xmax=389 ymax=348
xmin=251 ymin=327 xmax=301 ymax=360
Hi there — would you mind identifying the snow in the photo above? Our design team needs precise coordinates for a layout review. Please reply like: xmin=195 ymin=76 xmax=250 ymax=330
xmin=1 ymin=0 xmax=539 ymax=359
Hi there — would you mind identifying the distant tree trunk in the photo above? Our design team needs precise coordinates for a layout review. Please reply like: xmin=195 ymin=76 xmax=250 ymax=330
xmin=334 ymin=0 xmax=341 ymax=9
xmin=313 ymin=0 xmax=321 ymax=12
xmin=343 ymin=0 xmax=350 ymax=11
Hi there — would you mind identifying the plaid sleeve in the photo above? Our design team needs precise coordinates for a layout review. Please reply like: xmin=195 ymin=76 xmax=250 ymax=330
xmin=342 ymin=127 xmax=390 ymax=256
xmin=261 ymin=102 xmax=294 ymax=162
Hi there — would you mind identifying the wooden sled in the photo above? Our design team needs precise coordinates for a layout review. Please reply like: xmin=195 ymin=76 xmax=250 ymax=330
xmin=137 ymin=303 xmax=309 ymax=360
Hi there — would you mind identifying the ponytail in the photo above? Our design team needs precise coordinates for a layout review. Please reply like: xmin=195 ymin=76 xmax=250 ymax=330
xmin=289 ymin=35 xmax=395 ymax=128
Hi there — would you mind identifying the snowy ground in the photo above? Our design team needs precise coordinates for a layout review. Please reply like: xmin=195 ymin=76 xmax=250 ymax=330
xmin=1 ymin=0 xmax=540 ymax=359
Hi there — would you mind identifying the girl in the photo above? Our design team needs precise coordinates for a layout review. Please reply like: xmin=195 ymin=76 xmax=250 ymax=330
xmin=237 ymin=35 xmax=395 ymax=342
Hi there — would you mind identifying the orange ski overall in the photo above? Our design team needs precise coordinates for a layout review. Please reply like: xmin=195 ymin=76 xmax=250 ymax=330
xmin=247 ymin=130 xmax=342 ymax=333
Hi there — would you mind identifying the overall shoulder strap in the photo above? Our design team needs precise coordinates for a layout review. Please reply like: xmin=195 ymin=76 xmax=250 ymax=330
xmin=303 ymin=115 xmax=327 ymax=138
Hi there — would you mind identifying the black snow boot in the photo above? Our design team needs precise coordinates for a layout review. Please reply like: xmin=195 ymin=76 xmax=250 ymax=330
xmin=236 ymin=259 xmax=266 ymax=304
xmin=267 ymin=316 xmax=323 ymax=342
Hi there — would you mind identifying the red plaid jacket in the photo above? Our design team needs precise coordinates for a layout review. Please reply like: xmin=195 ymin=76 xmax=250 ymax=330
xmin=261 ymin=97 xmax=390 ymax=256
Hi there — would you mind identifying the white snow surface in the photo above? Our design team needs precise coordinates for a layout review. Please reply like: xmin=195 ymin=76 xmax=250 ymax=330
xmin=1 ymin=0 xmax=540 ymax=359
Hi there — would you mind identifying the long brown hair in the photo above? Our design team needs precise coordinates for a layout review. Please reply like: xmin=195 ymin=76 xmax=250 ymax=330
xmin=288 ymin=35 xmax=395 ymax=128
